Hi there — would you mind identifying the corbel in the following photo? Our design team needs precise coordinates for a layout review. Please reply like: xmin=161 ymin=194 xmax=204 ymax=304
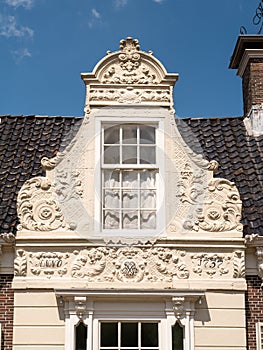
xmin=256 ymin=247 xmax=263 ymax=284
xmin=74 ymin=296 xmax=87 ymax=319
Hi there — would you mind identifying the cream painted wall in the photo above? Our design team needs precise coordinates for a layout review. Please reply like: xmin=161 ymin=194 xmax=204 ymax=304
xmin=12 ymin=290 xmax=247 ymax=349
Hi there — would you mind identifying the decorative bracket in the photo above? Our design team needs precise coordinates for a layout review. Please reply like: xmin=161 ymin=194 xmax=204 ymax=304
xmin=74 ymin=296 xmax=87 ymax=319
xmin=256 ymin=247 xmax=263 ymax=284
xmin=171 ymin=293 xmax=204 ymax=320
xmin=172 ymin=296 xmax=185 ymax=319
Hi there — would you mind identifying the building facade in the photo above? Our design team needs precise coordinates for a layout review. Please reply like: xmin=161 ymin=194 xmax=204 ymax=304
xmin=0 ymin=35 xmax=263 ymax=350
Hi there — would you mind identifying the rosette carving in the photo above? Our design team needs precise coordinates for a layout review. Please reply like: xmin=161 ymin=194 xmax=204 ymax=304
xmin=197 ymin=179 xmax=242 ymax=232
xmin=179 ymin=163 xmax=242 ymax=232
xmin=17 ymin=177 xmax=68 ymax=231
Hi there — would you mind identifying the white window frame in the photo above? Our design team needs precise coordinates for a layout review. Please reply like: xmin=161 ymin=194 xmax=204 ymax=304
xmin=58 ymin=291 xmax=202 ymax=350
xmin=97 ymin=319 xmax=162 ymax=350
xmin=94 ymin=113 xmax=165 ymax=238
xmin=256 ymin=322 xmax=263 ymax=350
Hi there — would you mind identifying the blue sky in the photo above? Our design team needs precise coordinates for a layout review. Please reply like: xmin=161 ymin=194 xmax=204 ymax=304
xmin=0 ymin=0 xmax=261 ymax=118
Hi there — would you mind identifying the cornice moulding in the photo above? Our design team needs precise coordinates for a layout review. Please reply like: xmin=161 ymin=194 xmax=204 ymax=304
xmin=237 ymin=49 xmax=263 ymax=77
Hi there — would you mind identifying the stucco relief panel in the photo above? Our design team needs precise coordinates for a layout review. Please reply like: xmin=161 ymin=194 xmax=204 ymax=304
xmin=14 ymin=247 xmax=246 ymax=286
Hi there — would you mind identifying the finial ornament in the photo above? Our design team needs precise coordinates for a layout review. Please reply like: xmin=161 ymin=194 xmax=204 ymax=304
xmin=240 ymin=0 xmax=263 ymax=34
xmin=119 ymin=37 xmax=140 ymax=51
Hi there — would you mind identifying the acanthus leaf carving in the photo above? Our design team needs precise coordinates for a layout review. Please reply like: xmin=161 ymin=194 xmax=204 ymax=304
xmin=17 ymin=177 xmax=70 ymax=231
xmin=71 ymin=246 xmax=189 ymax=283
xmin=0 ymin=233 xmax=15 ymax=243
xmin=152 ymin=248 xmax=189 ymax=280
xmin=177 ymin=163 xmax=205 ymax=205
xmin=178 ymin=164 xmax=242 ymax=233
xmin=89 ymin=88 xmax=170 ymax=105
xmin=54 ymin=170 xmax=83 ymax=203
xmin=233 ymin=251 xmax=246 ymax=278
xmin=14 ymin=250 xmax=27 ymax=277
xmin=101 ymin=38 xmax=158 ymax=85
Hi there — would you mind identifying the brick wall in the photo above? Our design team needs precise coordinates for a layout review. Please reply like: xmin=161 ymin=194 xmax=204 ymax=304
xmin=246 ymin=275 xmax=263 ymax=350
xmin=0 ymin=274 xmax=14 ymax=350
xmin=242 ymin=58 xmax=263 ymax=116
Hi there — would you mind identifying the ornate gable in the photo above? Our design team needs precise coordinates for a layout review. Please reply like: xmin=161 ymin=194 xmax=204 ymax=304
xmin=14 ymin=38 xmax=245 ymax=293
xmin=81 ymin=37 xmax=178 ymax=114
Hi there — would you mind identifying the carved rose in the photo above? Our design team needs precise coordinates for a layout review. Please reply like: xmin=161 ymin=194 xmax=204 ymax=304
xmin=17 ymin=177 xmax=68 ymax=231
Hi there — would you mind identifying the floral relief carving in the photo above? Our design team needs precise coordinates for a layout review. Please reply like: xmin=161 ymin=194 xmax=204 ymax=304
xmin=233 ymin=251 xmax=246 ymax=278
xmin=54 ymin=170 xmax=83 ymax=203
xmin=29 ymin=252 xmax=69 ymax=277
xmin=89 ymin=88 xmax=170 ymax=104
xmin=70 ymin=246 xmax=189 ymax=283
xmin=152 ymin=248 xmax=189 ymax=280
xmin=178 ymin=163 xmax=205 ymax=205
xmin=17 ymin=177 xmax=69 ymax=231
xmin=110 ymin=247 xmax=148 ymax=282
xmin=71 ymin=248 xmax=108 ymax=278
xmin=102 ymin=38 xmax=158 ymax=85
xmin=14 ymin=250 xmax=27 ymax=276
xmin=196 ymin=179 xmax=242 ymax=232
xmin=191 ymin=253 xmax=231 ymax=277
xmin=178 ymin=163 xmax=242 ymax=232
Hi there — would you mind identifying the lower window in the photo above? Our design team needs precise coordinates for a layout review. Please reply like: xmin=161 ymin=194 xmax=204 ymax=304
xmin=100 ymin=321 xmax=159 ymax=350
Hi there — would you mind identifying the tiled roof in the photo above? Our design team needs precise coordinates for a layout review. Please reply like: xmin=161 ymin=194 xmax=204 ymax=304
xmin=0 ymin=115 xmax=82 ymax=235
xmin=0 ymin=115 xmax=262 ymax=236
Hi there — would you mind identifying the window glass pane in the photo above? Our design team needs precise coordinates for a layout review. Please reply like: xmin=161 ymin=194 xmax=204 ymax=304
xmin=122 ymin=146 xmax=137 ymax=164
xmin=104 ymin=190 xmax=120 ymax=209
xmin=104 ymin=126 xmax=120 ymax=144
xmin=140 ymin=146 xmax=156 ymax=164
xmin=123 ymin=125 xmax=137 ymax=144
xmin=122 ymin=191 xmax=138 ymax=208
xmin=122 ymin=211 xmax=138 ymax=229
xmin=121 ymin=323 xmax=138 ymax=347
xmin=140 ymin=126 xmax=155 ymax=144
xmin=75 ymin=322 xmax=87 ymax=350
xmin=140 ymin=171 xmax=156 ymax=189
xmin=140 ymin=211 xmax=156 ymax=229
xmin=101 ymin=322 xmax=118 ymax=347
xmin=172 ymin=322 xmax=183 ymax=350
xmin=104 ymin=211 xmax=120 ymax=229
xmin=141 ymin=323 xmax=158 ymax=347
xmin=104 ymin=170 xmax=120 ymax=188
xmin=140 ymin=190 xmax=156 ymax=209
xmin=122 ymin=171 xmax=138 ymax=188
xmin=104 ymin=146 xmax=120 ymax=164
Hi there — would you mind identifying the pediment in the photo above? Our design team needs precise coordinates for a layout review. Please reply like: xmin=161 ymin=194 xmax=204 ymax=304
xmin=81 ymin=38 xmax=178 ymax=113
